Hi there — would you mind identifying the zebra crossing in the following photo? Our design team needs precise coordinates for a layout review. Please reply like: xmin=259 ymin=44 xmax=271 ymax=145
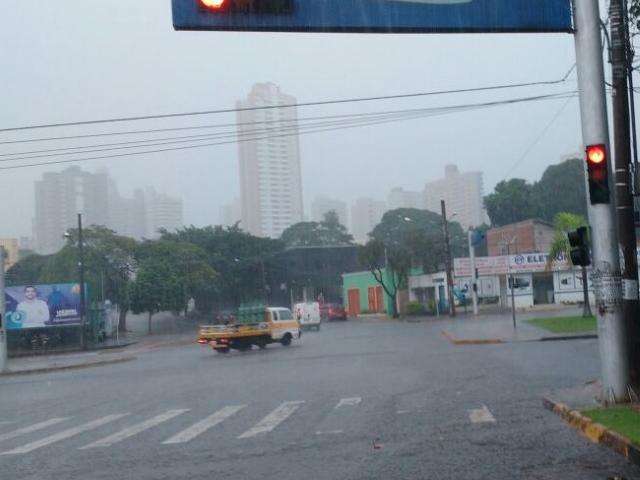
xmin=0 ymin=398 xmax=498 ymax=456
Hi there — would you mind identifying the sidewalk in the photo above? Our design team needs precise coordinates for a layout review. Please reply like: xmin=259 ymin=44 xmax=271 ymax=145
xmin=437 ymin=306 xmax=597 ymax=345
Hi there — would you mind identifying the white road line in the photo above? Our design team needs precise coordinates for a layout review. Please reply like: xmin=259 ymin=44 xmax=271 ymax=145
xmin=315 ymin=430 xmax=343 ymax=435
xmin=335 ymin=397 xmax=362 ymax=409
xmin=0 ymin=418 xmax=69 ymax=444
xmin=1 ymin=414 xmax=128 ymax=455
xmin=468 ymin=405 xmax=496 ymax=424
xmin=162 ymin=405 xmax=246 ymax=444
xmin=79 ymin=409 xmax=188 ymax=449
xmin=238 ymin=401 xmax=304 ymax=439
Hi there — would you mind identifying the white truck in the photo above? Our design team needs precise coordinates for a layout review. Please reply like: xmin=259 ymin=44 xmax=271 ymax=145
xmin=294 ymin=301 xmax=321 ymax=331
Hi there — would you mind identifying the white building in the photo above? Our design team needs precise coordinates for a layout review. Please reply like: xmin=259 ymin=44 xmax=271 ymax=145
xmin=350 ymin=197 xmax=387 ymax=244
xmin=424 ymin=164 xmax=488 ymax=230
xmin=220 ymin=198 xmax=242 ymax=227
xmin=311 ymin=195 xmax=348 ymax=226
xmin=387 ymin=187 xmax=424 ymax=211
xmin=237 ymin=83 xmax=304 ymax=238
xmin=145 ymin=187 xmax=183 ymax=238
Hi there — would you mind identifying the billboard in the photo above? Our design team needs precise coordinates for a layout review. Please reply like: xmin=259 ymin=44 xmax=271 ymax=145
xmin=173 ymin=0 xmax=573 ymax=34
xmin=5 ymin=283 xmax=85 ymax=330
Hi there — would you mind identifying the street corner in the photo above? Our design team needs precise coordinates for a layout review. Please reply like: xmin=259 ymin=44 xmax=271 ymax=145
xmin=543 ymin=396 xmax=640 ymax=467
xmin=0 ymin=355 xmax=136 ymax=377
xmin=440 ymin=329 xmax=504 ymax=346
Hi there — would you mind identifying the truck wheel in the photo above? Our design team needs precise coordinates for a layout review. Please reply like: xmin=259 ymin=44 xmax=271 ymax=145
xmin=217 ymin=347 xmax=230 ymax=354
xmin=281 ymin=333 xmax=292 ymax=346
xmin=255 ymin=339 xmax=268 ymax=349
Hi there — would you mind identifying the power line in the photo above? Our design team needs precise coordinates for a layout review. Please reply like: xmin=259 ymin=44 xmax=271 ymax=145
xmin=0 ymin=91 xmax=576 ymax=172
xmin=0 ymin=91 xmax=576 ymax=159
xmin=501 ymin=96 xmax=574 ymax=180
xmin=0 ymin=66 xmax=577 ymax=134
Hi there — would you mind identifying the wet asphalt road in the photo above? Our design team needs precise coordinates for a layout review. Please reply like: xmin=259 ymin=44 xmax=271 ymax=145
xmin=1 ymin=316 xmax=639 ymax=480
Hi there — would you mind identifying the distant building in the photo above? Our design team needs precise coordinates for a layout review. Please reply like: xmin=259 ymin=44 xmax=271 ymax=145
xmin=108 ymin=182 xmax=147 ymax=240
xmin=0 ymin=238 xmax=19 ymax=269
xmin=145 ymin=187 xmax=183 ymax=238
xmin=34 ymin=167 xmax=109 ymax=254
xmin=423 ymin=164 xmax=488 ymax=230
xmin=486 ymin=219 xmax=555 ymax=256
xmin=387 ymin=187 xmax=424 ymax=211
xmin=237 ymin=83 xmax=304 ymax=238
xmin=350 ymin=197 xmax=386 ymax=244
xmin=311 ymin=196 xmax=348 ymax=226
xmin=220 ymin=198 xmax=242 ymax=227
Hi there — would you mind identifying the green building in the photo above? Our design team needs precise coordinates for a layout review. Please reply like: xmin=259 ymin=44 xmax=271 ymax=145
xmin=342 ymin=269 xmax=395 ymax=316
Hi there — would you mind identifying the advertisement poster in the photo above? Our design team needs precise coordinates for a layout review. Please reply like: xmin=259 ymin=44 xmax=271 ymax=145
xmin=5 ymin=283 xmax=84 ymax=330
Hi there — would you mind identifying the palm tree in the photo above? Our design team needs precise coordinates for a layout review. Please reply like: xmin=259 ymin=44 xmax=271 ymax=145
xmin=547 ymin=212 xmax=592 ymax=317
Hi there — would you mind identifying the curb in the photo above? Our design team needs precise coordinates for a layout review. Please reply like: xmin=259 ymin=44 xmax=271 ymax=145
xmin=0 ymin=356 xmax=136 ymax=377
xmin=539 ymin=334 xmax=598 ymax=342
xmin=440 ymin=330 xmax=504 ymax=345
xmin=542 ymin=396 xmax=640 ymax=466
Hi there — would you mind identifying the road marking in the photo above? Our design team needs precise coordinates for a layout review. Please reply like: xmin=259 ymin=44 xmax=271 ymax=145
xmin=238 ymin=401 xmax=304 ymax=439
xmin=0 ymin=418 xmax=69 ymax=444
xmin=335 ymin=397 xmax=361 ymax=409
xmin=1 ymin=414 xmax=128 ymax=455
xmin=315 ymin=429 xmax=343 ymax=435
xmin=468 ymin=405 xmax=496 ymax=424
xmin=162 ymin=405 xmax=246 ymax=444
xmin=396 ymin=410 xmax=411 ymax=415
xmin=79 ymin=409 xmax=188 ymax=449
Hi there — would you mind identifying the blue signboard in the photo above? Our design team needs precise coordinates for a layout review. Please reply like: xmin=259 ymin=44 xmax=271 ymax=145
xmin=5 ymin=283 xmax=85 ymax=330
xmin=173 ymin=0 xmax=573 ymax=34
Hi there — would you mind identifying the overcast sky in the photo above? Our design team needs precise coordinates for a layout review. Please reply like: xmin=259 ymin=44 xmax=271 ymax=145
xmin=0 ymin=0 xmax=585 ymax=238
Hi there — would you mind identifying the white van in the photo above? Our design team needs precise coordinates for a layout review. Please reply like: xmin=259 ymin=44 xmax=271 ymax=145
xmin=294 ymin=301 xmax=321 ymax=331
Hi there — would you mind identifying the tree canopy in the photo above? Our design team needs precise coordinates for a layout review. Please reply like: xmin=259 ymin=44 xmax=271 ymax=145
xmin=484 ymin=158 xmax=588 ymax=227
xmin=280 ymin=210 xmax=353 ymax=247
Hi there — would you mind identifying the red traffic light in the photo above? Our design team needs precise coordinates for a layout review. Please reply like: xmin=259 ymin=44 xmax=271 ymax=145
xmin=586 ymin=144 xmax=606 ymax=164
xmin=199 ymin=0 xmax=226 ymax=10
xmin=585 ymin=144 xmax=610 ymax=204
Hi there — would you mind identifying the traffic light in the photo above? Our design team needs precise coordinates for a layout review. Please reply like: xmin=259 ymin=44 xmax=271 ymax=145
xmin=567 ymin=226 xmax=591 ymax=267
xmin=197 ymin=0 xmax=293 ymax=14
xmin=585 ymin=144 xmax=610 ymax=204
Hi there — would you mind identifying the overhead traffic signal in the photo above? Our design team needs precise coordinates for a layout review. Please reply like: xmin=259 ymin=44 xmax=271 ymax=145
xmin=197 ymin=0 xmax=293 ymax=14
xmin=567 ymin=226 xmax=591 ymax=267
xmin=585 ymin=144 xmax=610 ymax=204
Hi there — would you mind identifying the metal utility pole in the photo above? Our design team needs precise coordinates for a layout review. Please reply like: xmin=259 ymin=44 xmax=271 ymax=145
xmin=574 ymin=0 xmax=630 ymax=402
xmin=78 ymin=214 xmax=87 ymax=351
xmin=0 ymin=248 xmax=7 ymax=373
xmin=441 ymin=200 xmax=455 ymax=317
xmin=468 ymin=230 xmax=479 ymax=316
xmin=610 ymin=0 xmax=640 ymax=388
xmin=506 ymin=240 xmax=516 ymax=329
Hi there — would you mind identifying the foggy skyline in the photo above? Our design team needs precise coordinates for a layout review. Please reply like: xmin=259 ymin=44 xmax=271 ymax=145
xmin=1 ymin=0 xmax=583 ymax=239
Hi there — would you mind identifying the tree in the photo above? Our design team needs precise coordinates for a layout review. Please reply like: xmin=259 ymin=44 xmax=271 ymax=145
xmin=533 ymin=158 xmax=588 ymax=222
xmin=484 ymin=179 xmax=535 ymax=227
xmin=547 ymin=212 xmax=592 ymax=318
xmin=280 ymin=211 xmax=353 ymax=247
xmin=358 ymin=239 xmax=409 ymax=318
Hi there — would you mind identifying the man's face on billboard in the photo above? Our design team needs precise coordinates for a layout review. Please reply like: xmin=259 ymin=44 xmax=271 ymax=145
xmin=24 ymin=287 xmax=37 ymax=301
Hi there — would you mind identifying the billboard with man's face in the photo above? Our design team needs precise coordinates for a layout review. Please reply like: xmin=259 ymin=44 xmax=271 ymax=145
xmin=5 ymin=283 xmax=85 ymax=330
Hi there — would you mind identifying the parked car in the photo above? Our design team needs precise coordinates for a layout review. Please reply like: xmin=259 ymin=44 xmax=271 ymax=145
xmin=321 ymin=303 xmax=348 ymax=321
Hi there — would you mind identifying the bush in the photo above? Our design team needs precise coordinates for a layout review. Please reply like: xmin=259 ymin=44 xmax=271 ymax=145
xmin=405 ymin=301 xmax=426 ymax=316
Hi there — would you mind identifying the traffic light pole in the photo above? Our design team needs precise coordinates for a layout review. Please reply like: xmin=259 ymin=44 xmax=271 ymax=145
xmin=441 ymin=200 xmax=455 ymax=317
xmin=610 ymin=0 xmax=640 ymax=389
xmin=574 ymin=0 xmax=630 ymax=403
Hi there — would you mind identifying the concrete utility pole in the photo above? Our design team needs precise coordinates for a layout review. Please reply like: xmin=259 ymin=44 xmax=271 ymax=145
xmin=441 ymin=200 xmax=455 ymax=317
xmin=574 ymin=0 xmax=630 ymax=403
xmin=0 ymin=248 xmax=7 ymax=373
xmin=610 ymin=0 xmax=640 ymax=388
xmin=468 ymin=230 xmax=479 ymax=315
xmin=78 ymin=213 xmax=87 ymax=351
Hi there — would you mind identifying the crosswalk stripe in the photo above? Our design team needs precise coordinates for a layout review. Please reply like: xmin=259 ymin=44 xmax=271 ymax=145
xmin=0 ymin=418 xmax=69 ymax=444
xmin=238 ymin=401 xmax=304 ymax=439
xmin=335 ymin=397 xmax=362 ymax=409
xmin=162 ymin=405 xmax=246 ymax=444
xmin=79 ymin=409 xmax=189 ymax=449
xmin=468 ymin=405 xmax=496 ymax=424
xmin=1 ymin=414 xmax=128 ymax=455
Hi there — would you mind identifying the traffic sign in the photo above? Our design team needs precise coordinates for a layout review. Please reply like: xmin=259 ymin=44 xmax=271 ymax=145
xmin=173 ymin=0 xmax=573 ymax=34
